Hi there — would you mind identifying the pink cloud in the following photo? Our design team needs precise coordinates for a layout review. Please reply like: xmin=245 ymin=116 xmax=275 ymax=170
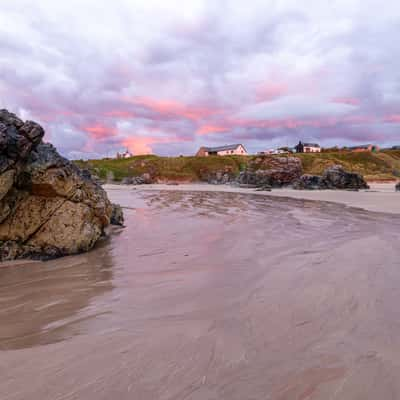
xmin=196 ymin=125 xmax=229 ymax=135
xmin=331 ymin=97 xmax=361 ymax=106
xmin=256 ymin=82 xmax=289 ymax=102
xmin=122 ymin=134 xmax=190 ymax=155
xmin=383 ymin=114 xmax=400 ymax=123
xmin=83 ymin=124 xmax=118 ymax=139
xmin=104 ymin=110 xmax=136 ymax=118
xmin=127 ymin=97 xmax=220 ymax=121
xmin=195 ymin=113 xmax=378 ymax=136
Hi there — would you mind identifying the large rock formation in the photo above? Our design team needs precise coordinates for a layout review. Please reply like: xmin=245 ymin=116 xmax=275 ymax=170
xmin=293 ymin=165 xmax=369 ymax=190
xmin=236 ymin=156 xmax=302 ymax=187
xmin=0 ymin=109 xmax=118 ymax=261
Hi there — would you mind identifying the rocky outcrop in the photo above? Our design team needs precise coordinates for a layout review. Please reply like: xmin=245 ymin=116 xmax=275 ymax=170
xmin=293 ymin=165 xmax=369 ymax=190
xmin=121 ymin=173 xmax=152 ymax=185
xmin=0 ymin=109 xmax=120 ymax=261
xmin=236 ymin=156 xmax=302 ymax=187
xmin=396 ymin=182 xmax=400 ymax=192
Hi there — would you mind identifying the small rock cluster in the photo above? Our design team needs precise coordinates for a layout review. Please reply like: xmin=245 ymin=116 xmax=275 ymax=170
xmin=236 ymin=156 xmax=303 ymax=187
xmin=293 ymin=165 xmax=369 ymax=190
xmin=0 ymin=109 xmax=123 ymax=261
xmin=121 ymin=173 xmax=152 ymax=185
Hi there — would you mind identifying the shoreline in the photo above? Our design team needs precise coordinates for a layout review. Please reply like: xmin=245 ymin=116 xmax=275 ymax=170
xmin=104 ymin=182 xmax=400 ymax=215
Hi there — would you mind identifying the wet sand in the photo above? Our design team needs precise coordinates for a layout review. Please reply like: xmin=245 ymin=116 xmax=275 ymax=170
xmin=111 ymin=182 xmax=400 ymax=214
xmin=1 ymin=188 xmax=400 ymax=399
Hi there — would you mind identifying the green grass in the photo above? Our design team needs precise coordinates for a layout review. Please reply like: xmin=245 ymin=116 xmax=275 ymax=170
xmin=75 ymin=151 xmax=400 ymax=182
xmin=75 ymin=155 xmax=249 ymax=182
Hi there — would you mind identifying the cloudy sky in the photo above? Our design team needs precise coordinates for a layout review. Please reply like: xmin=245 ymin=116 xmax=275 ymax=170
xmin=1 ymin=0 xmax=399 ymax=158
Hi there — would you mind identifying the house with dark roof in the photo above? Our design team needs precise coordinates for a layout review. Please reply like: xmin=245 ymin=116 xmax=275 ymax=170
xmin=294 ymin=141 xmax=321 ymax=153
xmin=196 ymin=144 xmax=248 ymax=156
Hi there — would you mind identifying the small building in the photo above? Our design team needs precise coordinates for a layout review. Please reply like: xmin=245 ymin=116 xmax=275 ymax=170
xmin=116 ymin=149 xmax=133 ymax=159
xmin=348 ymin=144 xmax=380 ymax=153
xmin=258 ymin=148 xmax=291 ymax=155
xmin=295 ymin=141 xmax=321 ymax=153
xmin=196 ymin=144 xmax=248 ymax=156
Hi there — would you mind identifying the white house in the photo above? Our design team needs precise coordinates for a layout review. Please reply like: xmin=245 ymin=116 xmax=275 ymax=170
xmin=116 ymin=149 xmax=133 ymax=159
xmin=196 ymin=144 xmax=248 ymax=156
xmin=295 ymin=141 xmax=321 ymax=153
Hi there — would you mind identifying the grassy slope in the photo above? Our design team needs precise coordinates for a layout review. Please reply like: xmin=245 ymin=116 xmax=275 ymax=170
xmin=75 ymin=150 xmax=400 ymax=182
xmin=75 ymin=155 xmax=248 ymax=181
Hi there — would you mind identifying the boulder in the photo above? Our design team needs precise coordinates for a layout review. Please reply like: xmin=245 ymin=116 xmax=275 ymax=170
xmin=321 ymin=165 xmax=369 ymax=189
xmin=396 ymin=182 xmax=400 ymax=192
xmin=110 ymin=203 xmax=124 ymax=226
xmin=293 ymin=165 xmax=369 ymax=190
xmin=236 ymin=156 xmax=302 ymax=187
xmin=0 ymin=109 xmax=123 ymax=261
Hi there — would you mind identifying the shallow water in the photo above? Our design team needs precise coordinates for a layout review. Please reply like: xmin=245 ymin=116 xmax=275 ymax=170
xmin=1 ymin=188 xmax=400 ymax=399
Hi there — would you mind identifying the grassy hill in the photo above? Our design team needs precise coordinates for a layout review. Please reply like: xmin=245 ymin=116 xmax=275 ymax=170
xmin=75 ymin=150 xmax=400 ymax=182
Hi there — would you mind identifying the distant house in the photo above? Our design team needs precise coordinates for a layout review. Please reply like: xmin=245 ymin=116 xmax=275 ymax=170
xmin=116 ymin=149 xmax=133 ymax=159
xmin=196 ymin=144 xmax=248 ymax=156
xmin=258 ymin=148 xmax=291 ymax=155
xmin=348 ymin=144 xmax=380 ymax=153
xmin=295 ymin=141 xmax=321 ymax=153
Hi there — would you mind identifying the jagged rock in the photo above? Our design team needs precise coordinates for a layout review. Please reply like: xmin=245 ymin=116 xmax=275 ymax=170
xmin=110 ymin=203 xmax=124 ymax=226
xmin=321 ymin=165 xmax=369 ymax=189
xmin=0 ymin=109 xmax=122 ymax=261
xmin=121 ymin=174 xmax=153 ymax=185
xmin=396 ymin=182 xmax=400 ymax=191
xmin=237 ymin=156 xmax=302 ymax=187
xmin=292 ymin=174 xmax=323 ymax=190
xmin=293 ymin=165 xmax=369 ymax=190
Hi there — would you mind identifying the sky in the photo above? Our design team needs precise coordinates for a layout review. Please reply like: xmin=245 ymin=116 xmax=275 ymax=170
xmin=1 ymin=0 xmax=400 ymax=158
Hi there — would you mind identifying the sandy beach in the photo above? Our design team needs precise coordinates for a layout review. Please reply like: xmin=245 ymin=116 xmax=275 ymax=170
xmin=106 ymin=182 xmax=400 ymax=215
xmin=1 ymin=186 xmax=400 ymax=399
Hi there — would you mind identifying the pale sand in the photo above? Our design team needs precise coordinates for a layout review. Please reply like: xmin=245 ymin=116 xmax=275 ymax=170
xmin=105 ymin=181 xmax=400 ymax=214
xmin=1 ymin=187 xmax=400 ymax=399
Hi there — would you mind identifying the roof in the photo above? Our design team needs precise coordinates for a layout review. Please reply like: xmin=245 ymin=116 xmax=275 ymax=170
xmin=202 ymin=144 xmax=245 ymax=152
xmin=302 ymin=143 xmax=320 ymax=148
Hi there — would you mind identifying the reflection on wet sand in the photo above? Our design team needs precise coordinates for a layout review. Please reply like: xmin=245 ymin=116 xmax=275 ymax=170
xmin=1 ymin=189 xmax=400 ymax=399
xmin=0 ymin=240 xmax=115 ymax=350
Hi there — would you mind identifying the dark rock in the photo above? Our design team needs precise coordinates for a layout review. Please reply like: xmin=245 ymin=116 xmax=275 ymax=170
xmin=0 ymin=109 xmax=116 ymax=261
xmin=396 ymin=182 xmax=400 ymax=191
xmin=0 ymin=109 xmax=24 ymax=128
xmin=207 ymin=170 xmax=233 ymax=185
xmin=322 ymin=165 xmax=369 ymax=189
xmin=110 ymin=203 xmax=124 ymax=226
xmin=123 ymin=174 xmax=154 ymax=185
xmin=19 ymin=120 xmax=45 ymax=145
xmin=236 ymin=156 xmax=302 ymax=187
xmin=121 ymin=177 xmax=133 ymax=185
xmin=293 ymin=165 xmax=369 ymax=190
xmin=292 ymin=174 xmax=323 ymax=190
